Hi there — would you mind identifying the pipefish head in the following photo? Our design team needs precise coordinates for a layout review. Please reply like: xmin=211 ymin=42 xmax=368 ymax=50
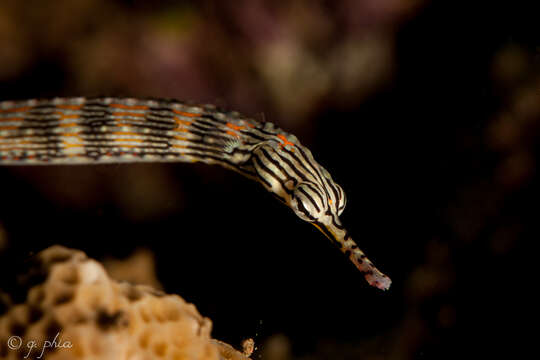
xmin=289 ymin=165 xmax=391 ymax=291
xmin=250 ymin=141 xmax=391 ymax=290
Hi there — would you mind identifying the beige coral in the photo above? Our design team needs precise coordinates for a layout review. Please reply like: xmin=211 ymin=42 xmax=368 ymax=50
xmin=0 ymin=245 xmax=250 ymax=360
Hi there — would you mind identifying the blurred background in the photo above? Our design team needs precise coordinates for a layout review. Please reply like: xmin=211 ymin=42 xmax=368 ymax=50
xmin=0 ymin=0 xmax=537 ymax=359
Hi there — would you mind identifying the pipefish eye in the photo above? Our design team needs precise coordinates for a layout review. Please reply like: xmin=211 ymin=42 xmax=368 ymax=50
xmin=291 ymin=184 xmax=324 ymax=222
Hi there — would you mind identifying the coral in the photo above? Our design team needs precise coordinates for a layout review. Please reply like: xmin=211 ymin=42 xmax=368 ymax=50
xmin=0 ymin=245 xmax=250 ymax=360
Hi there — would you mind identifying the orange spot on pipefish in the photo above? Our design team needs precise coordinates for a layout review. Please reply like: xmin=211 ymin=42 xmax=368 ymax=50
xmin=112 ymin=112 xmax=145 ymax=117
xmin=0 ymin=106 xmax=31 ymax=113
xmin=174 ymin=117 xmax=192 ymax=126
xmin=226 ymin=122 xmax=246 ymax=131
xmin=112 ymin=131 xmax=140 ymax=136
xmin=172 ymin=109 xmax=199 ymax=117
xmin=55 ymin=114 xmax=79 ymax=119
xmin=277 ymin=134 xmax=295 ymax=150
xmin=226 ymin=130 xmax=240 ymax=138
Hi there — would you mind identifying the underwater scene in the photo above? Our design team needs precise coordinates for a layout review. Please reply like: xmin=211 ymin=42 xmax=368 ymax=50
xmin=0 ymin=1 xmax=536 ymax=359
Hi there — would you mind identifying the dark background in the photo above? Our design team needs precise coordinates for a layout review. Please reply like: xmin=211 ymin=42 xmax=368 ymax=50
xmin=1 ymin=1 xmax=537 ymax=359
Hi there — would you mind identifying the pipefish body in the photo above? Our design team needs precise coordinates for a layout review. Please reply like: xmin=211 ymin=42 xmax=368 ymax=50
xmin=0 ymin=97 xmax=391 ymax=290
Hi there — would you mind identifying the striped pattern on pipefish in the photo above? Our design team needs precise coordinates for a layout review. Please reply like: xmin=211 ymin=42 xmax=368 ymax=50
xmin=0 ymin=97 xmax=391 ymax=290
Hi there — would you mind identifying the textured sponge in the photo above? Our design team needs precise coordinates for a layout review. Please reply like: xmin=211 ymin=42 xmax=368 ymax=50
xmin=0 ymin=245 xmax=250 ymax=360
